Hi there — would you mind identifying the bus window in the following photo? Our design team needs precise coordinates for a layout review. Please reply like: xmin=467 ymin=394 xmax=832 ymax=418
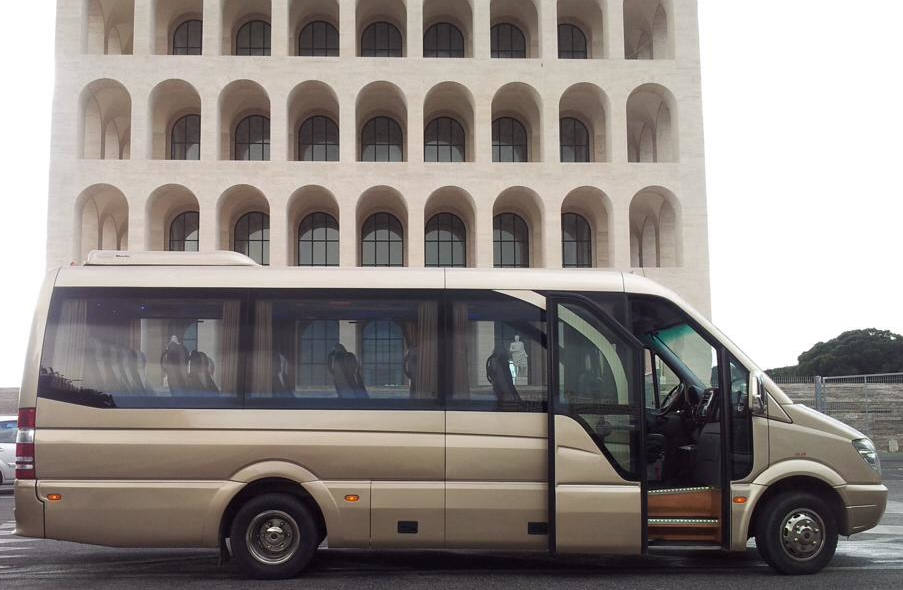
xmin=728 ymin=355 xmax=754 ymax=479
xmin=247 ymin=292 xmax=440 ymax=409
xmin=38 ymin=289 xmax=242 ymax=408
xmin=555 ymin=301 xmax=642 ymax=480
xmin=448 ymin=292 xmax=547 ymax=412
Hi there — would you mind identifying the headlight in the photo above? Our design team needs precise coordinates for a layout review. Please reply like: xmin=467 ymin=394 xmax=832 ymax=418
xmin=853 ymin=438 xmax=881 ymax=475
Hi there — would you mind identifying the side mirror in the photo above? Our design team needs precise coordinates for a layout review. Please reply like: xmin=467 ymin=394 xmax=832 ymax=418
xmin=750 ymin=376 xmax=768 ymax=417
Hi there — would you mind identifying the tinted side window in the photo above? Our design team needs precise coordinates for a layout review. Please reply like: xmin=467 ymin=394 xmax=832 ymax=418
xmin=0 ymin=420 xmax=16 ymax=443
xmin=728 ymin=355 xmax=754 ymax=480
xmin=556 ymin=301 xmax=642 ymax=480
xmin=448 ymin=292 xmax=547 ymax=412
xmin=247 ymin=292 xmax=440 ymax=409
xmin=39 ymin=290 xmax=243 ymax=408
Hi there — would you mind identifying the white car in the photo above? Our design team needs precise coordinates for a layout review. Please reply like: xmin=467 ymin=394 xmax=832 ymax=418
xmin=0 ymin=416 xmax=16 ymax=487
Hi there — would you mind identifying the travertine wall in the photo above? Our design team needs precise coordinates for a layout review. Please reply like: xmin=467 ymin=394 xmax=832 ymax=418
xmin=48 ymin=0 xmax=711 ymax=314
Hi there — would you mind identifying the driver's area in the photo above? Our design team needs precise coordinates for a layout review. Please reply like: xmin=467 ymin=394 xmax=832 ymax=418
xmin=630 ymin=296 xmax=724 ymax=545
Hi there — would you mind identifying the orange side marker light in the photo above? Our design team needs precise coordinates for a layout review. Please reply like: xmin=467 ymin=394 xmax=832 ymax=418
xmin=47 ymin=494 xmax=63 ymax=502
xmin=344 ymin=494 xmax=360 ymax=503
xmin=733 ymin=496 xmax=748 ymax=505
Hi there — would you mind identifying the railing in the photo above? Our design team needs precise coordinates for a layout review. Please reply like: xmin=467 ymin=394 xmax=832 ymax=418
xmin=772 ymin=373 xmax=903 ymax=452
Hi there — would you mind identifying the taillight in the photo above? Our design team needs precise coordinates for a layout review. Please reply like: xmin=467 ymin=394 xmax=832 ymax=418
xmin=16 ymin=407 xmax=36 ymax=480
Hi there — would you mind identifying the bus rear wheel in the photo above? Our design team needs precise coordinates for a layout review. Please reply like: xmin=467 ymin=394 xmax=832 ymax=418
xmin=229 ymin=493 xmax=319 ymax=579
xmin=755 ymin=491 xmax=838 ymax=575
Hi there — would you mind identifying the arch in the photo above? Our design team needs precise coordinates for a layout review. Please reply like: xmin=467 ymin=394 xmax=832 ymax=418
xmin=629 ymin=186 xmax=681 ymax=267
xmin=357 ymin=0 xmax=407 ymax=57
xmin=557 ymin=0 xmax=605 ymax=59
xmin=562 ymin=186 xmax=612 ymax=267
xmin=219 ymin=80 xmax=271 ymax=160
xmin=149 ymin=79 xmax=201 ymax=160
xmin=560 ymin=82 xmax=609 ymax=162
xmin=83 ymin=0 xmax=135 ymax=55
xmin=424 ymin=22 xmax=465 ymax=58
xmin=627 ymin=83 xmax=677 ymax=163
xmin=624 ymin=0 xmax=672 ymax=60
xmin=74 ymin=184 xmax=129 ymax=262
xmin=423 ymin=82 xmax=475 ymax=163
xmin=356 ymin=81 xmax=408 ymax=162
xmin=145 ymin=184 xmax=200 ymax=251
xmin=423 ymin=0 xmax=473 ymax=57
xmin=493 ymin=187 xmax=544 ymax=267
xmin=152 ymin=0 xmax=203 ymax=55
xmin=288 ymin=185 xmax=341 ymax=265
xmin=288 ymin=81 xmax=340 ymax=161
xmin=290 ymin=0 xmax=339 ymax=56
xmin=425 ymin=186 xmax=476 ymax=267
xmin=222 ymin=0 xmax=271 ymax=55
xmin=217 ymin=185 xmax=271 ymax=263
xmin=79 ymin=79 xmax=131 ymax=160
xmin=490 ymin=0 xmax=539 ymax=58
xmin=492 ymin=83 xmax=543 ymax=162
xmin=356 ymin=186 xmax=408 ymax=266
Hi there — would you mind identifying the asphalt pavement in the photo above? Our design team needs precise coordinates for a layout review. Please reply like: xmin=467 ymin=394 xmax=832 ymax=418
xmin=1 ymin=460 xmax=901 ymax=589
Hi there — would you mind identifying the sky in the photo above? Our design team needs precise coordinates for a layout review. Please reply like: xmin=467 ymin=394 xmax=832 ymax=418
xmin=0 ymin=1 xmax=900 ymax=386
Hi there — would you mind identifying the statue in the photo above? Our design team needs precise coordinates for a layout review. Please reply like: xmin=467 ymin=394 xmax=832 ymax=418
xmin=509 ymin=334 xmax=528 ymax=383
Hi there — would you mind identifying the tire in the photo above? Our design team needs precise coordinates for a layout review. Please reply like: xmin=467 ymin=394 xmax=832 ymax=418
xmin=229 ymin=493 xmax=319 ymax=579
xmin=755 ymin=491 xmax=838 ymax=575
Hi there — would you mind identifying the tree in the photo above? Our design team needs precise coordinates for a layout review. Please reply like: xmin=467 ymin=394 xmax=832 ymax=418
xmin=768 ymin=329 xmax=903 ymax=378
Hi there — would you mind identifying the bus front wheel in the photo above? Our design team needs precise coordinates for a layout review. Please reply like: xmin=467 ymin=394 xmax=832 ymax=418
xmin=229 ymin=493 xmax=319 ymax=579
xmin=755 ymin=491 xmax=838 ymax=575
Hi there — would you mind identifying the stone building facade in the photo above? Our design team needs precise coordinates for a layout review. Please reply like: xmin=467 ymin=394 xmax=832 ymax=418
xmin=49 ymin=0 xmax=711 ymax=313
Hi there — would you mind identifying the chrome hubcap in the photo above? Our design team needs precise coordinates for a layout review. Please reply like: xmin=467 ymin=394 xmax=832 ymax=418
xmin=780 ymin=509 xmax=826 ymax=561
xmin=246 ymin=510 xmax=301 ymax=565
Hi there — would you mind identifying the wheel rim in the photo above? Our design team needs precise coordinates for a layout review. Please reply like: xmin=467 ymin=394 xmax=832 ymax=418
xmin=779 ymin=508 xmax=826 ymax=561
xmin=245 ymin=510 xmax=301 ymax=566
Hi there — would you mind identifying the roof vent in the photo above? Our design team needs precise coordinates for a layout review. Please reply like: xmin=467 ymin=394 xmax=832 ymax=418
xmin=84 ymin=251 xmax=259 ymax=267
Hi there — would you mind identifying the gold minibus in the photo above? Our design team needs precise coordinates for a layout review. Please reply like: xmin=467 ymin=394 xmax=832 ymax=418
xmin=14 ymin=252 xmax=887 ymax=578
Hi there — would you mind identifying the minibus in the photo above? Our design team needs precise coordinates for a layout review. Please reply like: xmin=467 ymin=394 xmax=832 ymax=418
xmin=14 ymin=251 xmax=887 ymax=578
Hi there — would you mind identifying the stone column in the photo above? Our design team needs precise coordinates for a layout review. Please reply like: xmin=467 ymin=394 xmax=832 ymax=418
xmin=133 ymin=0 xmax=153 ymax=56
xmin=203 ymin=0 xmax=221 ymax=56
xmin=271 ymin=0 xmax=289 ymax=57
xmin=605 ymin=0 xmax=625 ymax=59
xmin=407 ymin=0 xmax=423 ymax=59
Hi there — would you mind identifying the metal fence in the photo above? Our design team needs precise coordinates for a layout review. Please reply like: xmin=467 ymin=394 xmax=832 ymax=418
xmin=772 ymin=373 xmax=903 ymax=452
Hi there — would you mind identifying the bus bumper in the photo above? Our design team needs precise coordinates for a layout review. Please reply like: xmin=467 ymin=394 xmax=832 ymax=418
xmin=838 ymin=484 xmax=888 ymax=535
xmin=14 ymin=479 xmax=45 ymax=538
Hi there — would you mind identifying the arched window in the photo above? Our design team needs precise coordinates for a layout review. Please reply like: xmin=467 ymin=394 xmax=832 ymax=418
xmin=361 ymin=21 xmax=403 ymax=57
xmin=491 ymin=23 xmax=526 ymax=58
xmin=298 ymin=212 xmax=339 ymax=266
xmin=168 ymin=211 xmax=199 ymax=252
xmin=361 ymin=213 xmax=404 ymax=266
xmin=171 ymin=114 xmax=201 ymax=161
xmin=558 ymin=24 xmax=588 ymax=59
xmin=562 ymin=213 xmax=592 ymax=268
xmin=492 ymin=117 xmax=528 ymax=163
xmin=493 ymin=213 xmax=529 ymax=268
xmin=425 ymin=213 xmax=466 ymax=268
xmin=235 ymin=115 xmax=270 ymax=161
xmin=299 ymin=20 xmax=339 ymax=56
xmin=560 ymin=117 xmax=590 ymax=163
xmin=298 ymin=320 xmax=340 ymax=387
xmin=235 ymin=20 xmax=271 ymax=56
xmin=234 ymin=211 xmax=270 ymax=265
xmin=424 ymin=22 xmax=465 ymax=58
xmin=172 ymin=19 xmax=202 ymax=55
xmin=361 ymin=321 xmax=406 ymax=387
xmin=424 ymin=117 xmax=465 ymax=163
xmin=361 ymin=117 xmax=404 ymax=162
xmin=299 ymin=116 xmax=339 ymax=161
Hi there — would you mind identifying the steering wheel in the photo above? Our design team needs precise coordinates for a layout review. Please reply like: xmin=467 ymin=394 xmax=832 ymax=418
xmin=659 ymin=383 xmax=685 ymax=415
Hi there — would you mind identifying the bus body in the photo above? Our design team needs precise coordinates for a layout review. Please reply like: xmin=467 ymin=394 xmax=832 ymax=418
xmin=14 ymin=253 xmax=887 ymax=578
